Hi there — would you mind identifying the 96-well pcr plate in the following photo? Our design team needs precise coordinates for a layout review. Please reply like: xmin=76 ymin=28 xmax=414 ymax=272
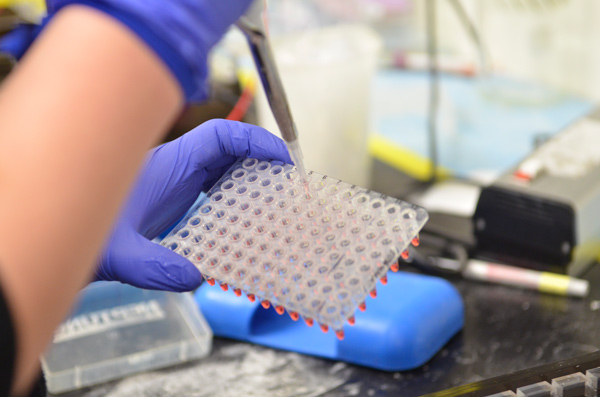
xmin=161 ymin=158 xmax=428 ymax=338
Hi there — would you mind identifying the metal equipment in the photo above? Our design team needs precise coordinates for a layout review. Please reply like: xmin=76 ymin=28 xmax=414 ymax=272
xmin=236 ymin=2 xmax=308 ymax=182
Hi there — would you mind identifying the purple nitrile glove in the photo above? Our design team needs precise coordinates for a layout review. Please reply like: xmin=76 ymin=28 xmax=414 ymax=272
xmin=0 ymin=0 xmax=253 ymax=102
xmin=97 ymin=119 xmax=292 ymax=292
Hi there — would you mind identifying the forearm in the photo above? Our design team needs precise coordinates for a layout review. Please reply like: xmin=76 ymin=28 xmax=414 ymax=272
xmin=0 ymin=5 xmax=181 ymax=394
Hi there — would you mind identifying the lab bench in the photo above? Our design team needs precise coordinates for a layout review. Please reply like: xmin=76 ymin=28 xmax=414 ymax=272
xmin=48 ymin=73 xmax=600 ymax=396
xmin=51 ymin=263 xmax=600 ymax=397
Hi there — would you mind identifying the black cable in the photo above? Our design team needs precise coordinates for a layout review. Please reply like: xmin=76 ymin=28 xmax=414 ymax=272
xmin=425 ymin=0 xmax=440 ymax=185
xmin=406 ymin=232 xmax=469 ymax=276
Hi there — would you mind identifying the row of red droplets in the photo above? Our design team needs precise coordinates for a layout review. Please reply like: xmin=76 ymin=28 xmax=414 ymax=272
xmin=203 ymin=235 xmax=420 ymax=341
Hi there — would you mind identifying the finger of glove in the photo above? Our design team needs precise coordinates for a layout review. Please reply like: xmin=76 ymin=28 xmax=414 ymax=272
xmin=123 ymin=120 xmax=291 ymax=238
xmin=144 ymin=119 xmax=292 ymax=201
xmin=132 ymin=154 xmax=237 ymax=239
xmin=98 ymin=232 xmax=202 ymax=292
xmin=184 ymin=119 xmax=293 ymax=172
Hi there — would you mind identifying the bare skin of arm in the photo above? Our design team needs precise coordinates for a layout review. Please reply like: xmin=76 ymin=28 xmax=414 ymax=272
xmin=0 ymin=6 xmax=182 ymax=394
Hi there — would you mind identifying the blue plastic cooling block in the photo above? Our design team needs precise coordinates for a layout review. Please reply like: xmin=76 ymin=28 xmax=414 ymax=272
xmin=195 ymin=271 xmax=463 ymax=371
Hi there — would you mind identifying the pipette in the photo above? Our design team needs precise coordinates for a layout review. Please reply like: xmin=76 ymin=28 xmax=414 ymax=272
xmin=236 ymin=5 xmax=308 ymax=183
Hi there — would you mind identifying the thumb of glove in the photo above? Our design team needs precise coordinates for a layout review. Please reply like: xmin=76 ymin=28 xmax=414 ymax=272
xmin=98 ymin=231 xmax=203 ymax=292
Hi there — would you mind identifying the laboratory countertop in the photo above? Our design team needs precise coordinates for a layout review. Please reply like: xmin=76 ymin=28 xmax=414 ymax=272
xmin=57 ymin=264 xmax=600 ymax=397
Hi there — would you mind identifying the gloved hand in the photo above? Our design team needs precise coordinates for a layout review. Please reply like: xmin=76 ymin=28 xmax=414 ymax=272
xmin=97 ymin=119 xmax=292 ymax=292
xmin=1 ymin=0 xmax=254 ymax=102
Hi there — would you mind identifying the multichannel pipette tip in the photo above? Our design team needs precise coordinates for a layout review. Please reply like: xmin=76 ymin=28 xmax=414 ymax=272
xmin=286 ymin=140 xmax=308 ymax=184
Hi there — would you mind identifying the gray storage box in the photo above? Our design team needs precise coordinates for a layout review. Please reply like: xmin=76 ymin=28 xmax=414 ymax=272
xmin=42 ymin=282 xmax=212 ymax=394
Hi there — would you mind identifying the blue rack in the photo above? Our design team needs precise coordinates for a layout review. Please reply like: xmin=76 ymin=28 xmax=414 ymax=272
xmin=195 ymin=271 xmax=464 ymax=371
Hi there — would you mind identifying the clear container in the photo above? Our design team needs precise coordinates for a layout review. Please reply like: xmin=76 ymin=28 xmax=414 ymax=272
xmin=42 ymin=282 xmax=212 ymax=394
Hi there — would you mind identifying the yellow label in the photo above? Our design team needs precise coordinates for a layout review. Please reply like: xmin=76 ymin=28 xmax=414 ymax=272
xmin=539 ymin=273 xmax=570 ymax=295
